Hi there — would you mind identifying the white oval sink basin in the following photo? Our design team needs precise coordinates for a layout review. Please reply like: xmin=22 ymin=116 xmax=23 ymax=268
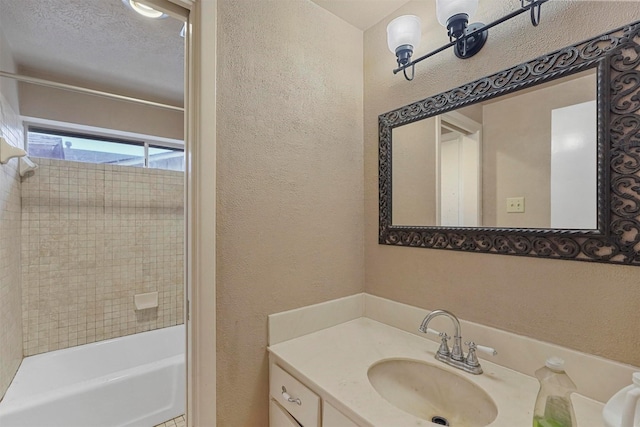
xmin=368 ymin=358 xmax=498 ymax=426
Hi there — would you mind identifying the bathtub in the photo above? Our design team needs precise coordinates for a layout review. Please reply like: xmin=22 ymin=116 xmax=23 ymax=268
xmin=0 ymin=325 xmax=185 ymax=427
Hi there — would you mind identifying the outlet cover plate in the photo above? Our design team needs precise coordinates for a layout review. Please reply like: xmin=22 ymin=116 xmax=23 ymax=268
xmin=506 ymin=197 xmax=525 ymax=213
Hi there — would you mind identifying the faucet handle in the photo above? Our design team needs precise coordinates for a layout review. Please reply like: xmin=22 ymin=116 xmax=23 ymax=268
xmin=465 ymin=341 xmax=498 ymax=356
xmin=426 ymin=329 xmax=451 ymax=357
xmin=423 ymin=328 xmax=451 ymax=342
xmin=465 ymin=342 xmax=497 ymax=370
xmin=476 ymin=344 xmax=498 ymax=356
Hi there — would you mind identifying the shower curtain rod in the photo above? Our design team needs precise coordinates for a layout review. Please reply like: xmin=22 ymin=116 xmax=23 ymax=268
xmin=0 ymin=70 xmax=184 ymax=113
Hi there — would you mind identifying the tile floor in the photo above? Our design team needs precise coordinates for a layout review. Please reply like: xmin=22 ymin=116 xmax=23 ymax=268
xmin=154 ymin=414 xmax=186 ymax=427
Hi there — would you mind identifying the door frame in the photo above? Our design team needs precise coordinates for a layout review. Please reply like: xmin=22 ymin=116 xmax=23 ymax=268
xmin=435 ymin=111 xmax=483 ymax=227
xmin=153 ymin=0 xmax=217 ymax=425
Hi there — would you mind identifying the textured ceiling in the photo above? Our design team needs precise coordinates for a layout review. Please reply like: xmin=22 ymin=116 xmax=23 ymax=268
xmin=0 ymin=0 xmax=185 ymax=106
xmin=310 ymin=0 xmax=411 ymax=30
xmin=0 ymin=0 xmax=409 ymax=107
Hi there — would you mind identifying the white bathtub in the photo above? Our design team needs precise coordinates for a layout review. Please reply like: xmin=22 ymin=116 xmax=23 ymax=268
xmin=0 ymin=325 xmax=185 ymax=427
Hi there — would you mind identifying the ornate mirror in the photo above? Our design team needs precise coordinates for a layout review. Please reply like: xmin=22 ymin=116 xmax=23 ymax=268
xmin=378 ymin=21 xmax=640 ymax=265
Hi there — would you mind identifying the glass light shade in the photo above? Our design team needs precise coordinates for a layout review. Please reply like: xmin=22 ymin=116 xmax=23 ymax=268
xmin=128 ymin=0 xmax=167 ymax=19
xmin=387 ymin=15 xmax=422 ymax=53
xmin=436 ymin=0 xmax=478 ymax=27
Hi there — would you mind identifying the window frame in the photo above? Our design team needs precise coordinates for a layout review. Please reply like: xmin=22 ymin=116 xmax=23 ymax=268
xmin=23 ymin=117 xmax=184 ymax=170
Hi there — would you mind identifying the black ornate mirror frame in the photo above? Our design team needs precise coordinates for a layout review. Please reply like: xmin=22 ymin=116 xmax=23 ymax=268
xmin=379 ymin=21 xmax=640 ymax=265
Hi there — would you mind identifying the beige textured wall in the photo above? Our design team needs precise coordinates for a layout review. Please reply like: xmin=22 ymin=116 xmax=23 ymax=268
xmin=392 ymin=117 xmax=436 ymax=225
xmin=216 ymin=0 xmax=364 ymax=425
xmin=0 ymin=29 xmax=19 ymax=112
xmin=365 ymin=1 xmax=640 ymax=366
xmin=18 ymin=69 xmax=183 ymax=141
xmin=483 ymin=72 xmax=597 ymax=228
xmin=21 ymin=159 xmax=184 ymax=356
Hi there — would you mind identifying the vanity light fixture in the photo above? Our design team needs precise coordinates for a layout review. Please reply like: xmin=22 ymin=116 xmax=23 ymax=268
xmin=388 ymin=0 xmax=549 ymax=81
xmin=387 ymin=15 xmax=423 ymax=80
xmin=123 ymin=0 xmax=168 ymax=19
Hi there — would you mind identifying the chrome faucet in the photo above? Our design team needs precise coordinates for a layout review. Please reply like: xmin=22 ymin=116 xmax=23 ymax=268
xmin=418 ymin=309 xmax=496 ymax=375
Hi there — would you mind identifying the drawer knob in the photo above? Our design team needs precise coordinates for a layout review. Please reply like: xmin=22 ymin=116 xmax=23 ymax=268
xmin=281 ymin=386 xmax=302 ymax=406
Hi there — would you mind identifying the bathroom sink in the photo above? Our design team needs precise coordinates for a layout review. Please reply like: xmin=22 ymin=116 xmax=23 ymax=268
xmin=367 ymin=359 xmax=498 ymax=426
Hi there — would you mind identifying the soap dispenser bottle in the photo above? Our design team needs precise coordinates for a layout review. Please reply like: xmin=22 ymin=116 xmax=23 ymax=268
xmin=603 ymin=372 xmax=640 ymax=427
xmin=533 ymin=356 xmax=577 ymax=427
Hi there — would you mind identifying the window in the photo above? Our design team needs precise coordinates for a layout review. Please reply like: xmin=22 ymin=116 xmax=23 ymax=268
xmin=149 ymin=145 xmax=185 ymax=172
xmin=26 ymin=126 xmax=184 ymax=171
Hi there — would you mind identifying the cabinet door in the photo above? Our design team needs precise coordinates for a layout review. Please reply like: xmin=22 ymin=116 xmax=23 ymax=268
xmin=270 ymin=364 xmax=320 ymax=427
xmin=270 ymin=399 xmax=302 ymax=427
xmin=322 ymin=402 xmax=359 ymax=427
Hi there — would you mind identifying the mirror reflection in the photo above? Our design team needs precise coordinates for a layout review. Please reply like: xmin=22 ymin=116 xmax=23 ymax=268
xmin=392 ymin=69 xmax=597 ymax=229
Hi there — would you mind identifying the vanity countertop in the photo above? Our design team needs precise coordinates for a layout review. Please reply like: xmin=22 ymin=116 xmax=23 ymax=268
xmin=268 ymin=317 xmax=604 ymax=427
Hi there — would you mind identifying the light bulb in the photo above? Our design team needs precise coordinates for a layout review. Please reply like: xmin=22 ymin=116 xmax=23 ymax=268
xmin=126 ymin=0 xmax=167 ymax=19
xmin=387 ymin=15 xmax=422 ymax=54
xmin=436 ymin=0 xmax=478 ymax=27
xmin=387 ymin=15 xmax=422 ymax=65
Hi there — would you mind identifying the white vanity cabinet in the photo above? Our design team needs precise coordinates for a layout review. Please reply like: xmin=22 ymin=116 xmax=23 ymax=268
xmin=269 ymin=362 xmax=360 ymax=427
xmin=322 ymin=402 xmax=359 ymax=427
xmin=270 ymin=399 xmax=304 ymax=427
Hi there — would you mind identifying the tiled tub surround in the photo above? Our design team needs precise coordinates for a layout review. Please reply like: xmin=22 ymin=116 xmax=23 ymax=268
xmin=268 ymin=294 xmax=640 ymax=426
xmin=0 ymin=93 xmax=24 ymax=399
xmin=21 ymin=158 xmax=184 ymax=356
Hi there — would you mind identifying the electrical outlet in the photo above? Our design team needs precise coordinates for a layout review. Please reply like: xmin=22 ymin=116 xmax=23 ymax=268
xmin=506 ymin=197 xmax=525 ymax=213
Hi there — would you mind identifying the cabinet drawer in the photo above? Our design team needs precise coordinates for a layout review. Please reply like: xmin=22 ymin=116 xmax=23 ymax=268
xmin=270 ymin=399 xmax=302 ymax=427
xmin=270 ymin=364 xmax=320 ymax=427
xmin=322 ymin=402 xmax=359 ymax=427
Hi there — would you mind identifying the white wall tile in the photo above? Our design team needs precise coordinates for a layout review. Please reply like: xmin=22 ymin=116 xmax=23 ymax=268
xmin=21 ymin=159 xmax=184 ymax=356
xmin=0 ymin=92 xmax=24 ymax=399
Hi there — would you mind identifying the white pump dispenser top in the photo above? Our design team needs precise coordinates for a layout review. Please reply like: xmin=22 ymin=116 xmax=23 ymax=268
xmin=545 ymin=356 xmax=566 ymax=372
xmin=603 ymin=372 xmax=640 ymax=427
